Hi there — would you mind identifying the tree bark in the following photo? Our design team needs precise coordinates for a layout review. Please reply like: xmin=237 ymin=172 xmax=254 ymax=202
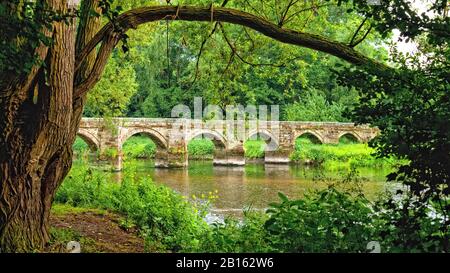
xmin=0 ymin=0 xmax=77 ymax=252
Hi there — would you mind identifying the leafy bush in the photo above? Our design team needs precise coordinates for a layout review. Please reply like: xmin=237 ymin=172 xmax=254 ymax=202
xmin=122 ymin=136 xmax=156 ymax=159
xmin=55 ymin=164 xmax=209 ymax=252
xmin=73 ymin=137 xmax=89 ymax=154
xmin=196 ymin=186 xmax=375 ymax=253
xmin=198 ymin=211 xmax=272 ymax=253
xmin=371 ymin=193 xmax=449 ymax=253
xmin=98 ymin=147 xmax=119 ymax=160
xmin=244 ymin=140 xmax=266 ymax=159
xmin=188 ymin=139 xmax=215 ymax=159
xmin=283 ymin=88 xmax=352 ymax=122
xmin=264 ymin=190 xmax=374 ymax=253
xmin=290 ymin=137 xmax=397 ymax=168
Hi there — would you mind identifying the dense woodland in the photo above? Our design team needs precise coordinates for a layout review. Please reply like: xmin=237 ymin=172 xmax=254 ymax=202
xmin=0 ymin=0 xmax=448 ymax=253
xmin=84 ymin=0 xmax=388 ymax=121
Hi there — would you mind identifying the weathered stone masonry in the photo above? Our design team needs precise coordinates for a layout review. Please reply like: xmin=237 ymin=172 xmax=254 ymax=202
xmin=78 ymin=118 xmax=379 ymax=170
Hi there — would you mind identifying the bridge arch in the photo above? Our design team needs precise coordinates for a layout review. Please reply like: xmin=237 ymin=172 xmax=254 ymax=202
xmin=187 ymin=129 xmax=228 ymax=149
xmin=120 ymin=127 xmax=168 ymax=149
xmin=247 ymin=129 xmax=279 ymax=151
xmin=293 ymin=130 xmax=324 ymax=145
xmin=77 ymin=129 xmax=99 ymax=152
xmin=338 ymin=132 xmax=362 ymax=143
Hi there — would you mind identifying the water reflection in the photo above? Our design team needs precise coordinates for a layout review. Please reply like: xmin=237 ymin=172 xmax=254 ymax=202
xmin=90 ymin=160 xmax=391 ymax=217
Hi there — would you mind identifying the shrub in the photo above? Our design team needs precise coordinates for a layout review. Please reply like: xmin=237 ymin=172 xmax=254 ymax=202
xmin=291 ymin=137 xmax=397 ymax=168
xmin=188 ymin=139 xmax=215 ymax=159
xmin=198 ymin=211 xmax=272 ymax=253
xmin=264 ymin=190 xmax=374 ymax=252
xmin=55 ymin=164 xmax=209 ymax=252
xmin=244 ymin=140 xmax=266 ymax=159
xmin=122 ymin=136 xmax=156 ymax=159
xmin=371 ymin=192 xmax=449 ymax=253
xmin=73 ymin=136 xmax=90 ymax=157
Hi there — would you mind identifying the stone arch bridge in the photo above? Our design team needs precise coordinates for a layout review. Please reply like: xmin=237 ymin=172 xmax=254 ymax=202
xmin=78 ymin=118 xmax=378 ymax=170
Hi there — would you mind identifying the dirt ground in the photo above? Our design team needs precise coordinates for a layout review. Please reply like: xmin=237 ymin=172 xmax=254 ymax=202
xmin=48 ymin=209 xmax=145 ymax=253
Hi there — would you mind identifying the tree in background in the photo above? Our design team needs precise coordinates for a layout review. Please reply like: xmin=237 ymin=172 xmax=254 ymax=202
xmin=1 ymin=0 xmax=447 ymax=253
xmin=121 ymin=0 xmax=387 ymax=119
xmin=84 ymin=54 xmax=138 ymax=117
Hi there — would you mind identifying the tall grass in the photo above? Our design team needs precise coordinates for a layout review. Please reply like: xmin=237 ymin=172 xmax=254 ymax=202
xmin=55 ymin=164 xmax=209 ymax=252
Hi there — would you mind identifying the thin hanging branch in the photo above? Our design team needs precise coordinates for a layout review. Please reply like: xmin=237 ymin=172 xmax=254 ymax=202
xmin=349 ymin=17 xmax=368 ymax=47
xmin=283 ymin=3 xmax=331 ymax=26
xmin=187 ymin=0 xmax=229 ymax=90
xmin=74 ymin=5 xmax=389 ymax=100
xmin=350 ymin=26 xmax=373 ymax=48
xmin=220 ymin=23 xmax=293 ymax=68
xmin=278 ymin=0 xmax=301 ymax=27
xmin=166 ymin=19 xmax=170 ymax=87
xmin=187 ymin=22 xmax=220 ymax=90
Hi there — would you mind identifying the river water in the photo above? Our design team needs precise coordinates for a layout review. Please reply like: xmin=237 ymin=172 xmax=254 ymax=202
xmin=96 ymin=160 xmax=391 ymax=218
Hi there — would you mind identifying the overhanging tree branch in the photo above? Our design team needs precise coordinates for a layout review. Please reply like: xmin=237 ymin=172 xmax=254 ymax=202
xmin=74 ymin=5 xmax=388 ymax=99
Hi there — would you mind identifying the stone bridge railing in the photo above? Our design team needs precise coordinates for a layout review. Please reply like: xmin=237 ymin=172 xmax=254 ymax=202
xmin=77 ymin=118 xmax=379 ymax=170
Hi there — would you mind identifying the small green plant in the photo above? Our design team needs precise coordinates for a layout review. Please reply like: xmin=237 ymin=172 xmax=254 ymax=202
xmin=73 ymin=137 xmax=90 ymax=154
xmin=98 ymin=147 xmax=119 ymax=160
xmin=264 ymin=189 xmax=374 ymax=252
xmin=47 ymin=228 xmax=98 ymax=253
xmin=198 ymin=211 xmax=272 ymax=253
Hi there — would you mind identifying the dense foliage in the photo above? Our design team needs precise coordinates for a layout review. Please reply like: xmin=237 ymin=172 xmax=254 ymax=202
xmin=55 ymin=164 xmax=448 ymax=252
xmin=187 ymin=138 xmax=215 ymax=159
xmin=337 ymin=0 xmax=449 ymax=251
xmin=55 ymin=163 xmax=209 ymax=251
xmin=290 ymin=135 xmax=398 ymax=168
xmin=3 ymin=0 xmax=449 ymax=253
xmin=122 ymin=136 xmax=156 ymax=159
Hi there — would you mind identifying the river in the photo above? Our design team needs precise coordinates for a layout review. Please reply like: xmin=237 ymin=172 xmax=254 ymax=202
xmin=86 ymin=159 xmax=391 ymax=219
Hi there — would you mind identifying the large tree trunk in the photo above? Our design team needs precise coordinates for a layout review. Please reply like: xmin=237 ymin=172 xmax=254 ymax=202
xmin=0 ymin=0 xmax=78 ymax=252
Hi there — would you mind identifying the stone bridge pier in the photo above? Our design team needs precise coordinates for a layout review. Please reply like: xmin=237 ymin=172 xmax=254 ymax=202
xmin=77 ymin=118 xmax=379 ymax=171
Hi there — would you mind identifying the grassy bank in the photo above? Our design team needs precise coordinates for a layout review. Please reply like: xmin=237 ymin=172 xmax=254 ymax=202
xmin=290 ymin=137 xmax=398 ymax=169
xmin=48 ymin=204 xmax=145 ymax=253
xmin=55 ymin=163 xmax=210 ymax=252
xmin=53 ymin=163 xmax=446 ymax=253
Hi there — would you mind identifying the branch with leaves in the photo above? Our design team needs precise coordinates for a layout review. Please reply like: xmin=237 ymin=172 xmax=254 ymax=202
xmin=73 ymin=5 xmax=388 ymax=99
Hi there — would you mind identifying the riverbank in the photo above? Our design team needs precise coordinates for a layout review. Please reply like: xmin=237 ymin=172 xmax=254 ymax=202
xmin=51 ymin=163 xmax=445 ymax=253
